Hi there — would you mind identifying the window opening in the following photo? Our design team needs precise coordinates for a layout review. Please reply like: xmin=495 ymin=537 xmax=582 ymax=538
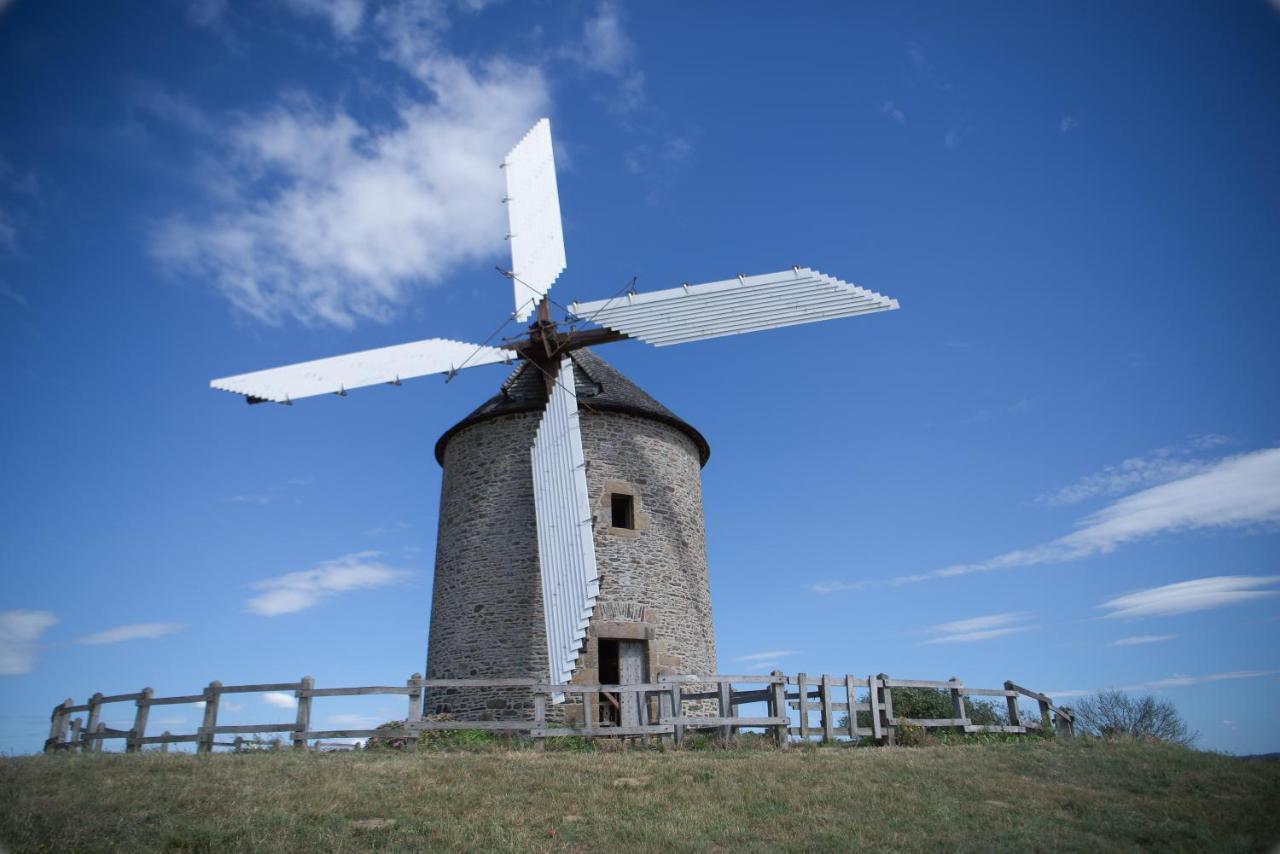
xmin=610 ymin=493 xmax=635 ymax=529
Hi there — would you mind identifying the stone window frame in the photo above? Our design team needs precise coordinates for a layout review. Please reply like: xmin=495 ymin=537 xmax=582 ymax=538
xmin=595 ymin=478 xmax=651 ymax=539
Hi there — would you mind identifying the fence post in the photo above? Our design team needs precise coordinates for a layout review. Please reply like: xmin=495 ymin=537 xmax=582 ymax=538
xmin=406 ymin=673 xmax=423 ymax=750
xmin=670 ymin=682 xmax=684 ymax=747
xmin=877 ymin=673 xmax=895 ymax=746
xmin=771 ymin=671 xmax=787 ymax=748
xmin=84 ymin=693 xmax=103 ymax=753
xmin=638 ymin=686 xmax=652 ymax=748
xmin=795 ymin=673 xmax=809 ymax=741
xmin=198 ymin=680 xmax=221 ymax=755
xmin=160 ymin=731 xmax=171 ymax=753
xmin=844 ymin=675 xmax=859 ymax=740
xmin=867 ymin=676 xmax=882 ymax=741
xmin=820 ymin=675 xmax=835 ymax=743
xmin=45 ymin=698 xmax=72 ymax=753
xmin=949 ymin=677 xmax=968 ymax=733
xmin=717 ymin=679 xmax=732 ymax=742
xmin=1055 ymin=706 xmax=1074 ymax=737
xmin=91 ymin=722 xmax=105 ymax=752
xmin=69 ymin=717 xmax=83 ymax=753
xmin=1003 ymin=680 xmax=1022 ymax=729
xmin=533 ymin=690 xmax=546 ymax=751
xmin=293 ymin=676 xmax=313 ymax=751
xmin=128 ymin=688 xmax=153 ymax=753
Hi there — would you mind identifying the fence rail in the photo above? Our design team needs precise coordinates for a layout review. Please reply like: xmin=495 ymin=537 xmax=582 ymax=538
xmin=44 ymin=671 xmax=1074 ymax=753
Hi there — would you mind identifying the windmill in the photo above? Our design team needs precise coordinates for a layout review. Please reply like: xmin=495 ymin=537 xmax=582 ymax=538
xmin=212 ymin=118 xmax=900 ymax=719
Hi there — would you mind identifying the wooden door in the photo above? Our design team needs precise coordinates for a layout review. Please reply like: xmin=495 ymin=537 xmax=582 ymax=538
xmin=618 ymin=640 xmax=646 ymax=728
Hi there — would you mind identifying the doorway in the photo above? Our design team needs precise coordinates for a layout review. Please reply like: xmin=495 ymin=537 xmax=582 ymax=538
xmin=597 ymin=637 xmax=647 ymax=727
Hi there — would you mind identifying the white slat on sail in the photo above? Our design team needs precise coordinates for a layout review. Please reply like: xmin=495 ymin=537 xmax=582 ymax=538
xmin=503 ymin=118 xmax=567 ymax=323
xmin=569 ymin=267 xmax=899 ymax=346
xmin=530 ymin=357 xmax=600 ymax=695
xmin=210 ymin=338 xmax=511 ymax=404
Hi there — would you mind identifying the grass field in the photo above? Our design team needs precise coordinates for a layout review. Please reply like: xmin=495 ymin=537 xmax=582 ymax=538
xmin=2 ymin=738 xmax=1278 ymax=852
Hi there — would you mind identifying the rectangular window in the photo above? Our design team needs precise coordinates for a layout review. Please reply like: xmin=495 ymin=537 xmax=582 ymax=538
xmin=610 ymin=493 xmax=635 ymax=529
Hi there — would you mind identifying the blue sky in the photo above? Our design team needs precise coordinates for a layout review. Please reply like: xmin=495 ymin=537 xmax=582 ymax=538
xmin=2 ymin=0 xmax=1279 ymax=755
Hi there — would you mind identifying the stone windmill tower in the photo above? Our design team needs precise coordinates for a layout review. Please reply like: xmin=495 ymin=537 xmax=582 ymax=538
xmin=209 ymin=118 xmax=900 ymax=725
xmin=427 ymin=349 xmax=713 ymax=722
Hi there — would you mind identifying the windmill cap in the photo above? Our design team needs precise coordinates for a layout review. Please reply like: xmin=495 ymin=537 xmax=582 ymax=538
xmin=434 ymin=348 xmax=710 ymax=467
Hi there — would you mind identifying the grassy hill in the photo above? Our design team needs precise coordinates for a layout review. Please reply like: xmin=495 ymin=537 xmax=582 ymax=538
xmin=2 ymin=738 xmax=1278 ymax=851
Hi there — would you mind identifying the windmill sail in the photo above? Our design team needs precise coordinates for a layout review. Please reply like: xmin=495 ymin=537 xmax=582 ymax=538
xmin=530 ymin=357 xmax=600 ymax=693
xmin=569 ymin=267 xmax=899 ymax=346
xmin=504 ymin=118 xmax=566 ymax=323
xmin=210 ymin=338 xmax=511 ymax=404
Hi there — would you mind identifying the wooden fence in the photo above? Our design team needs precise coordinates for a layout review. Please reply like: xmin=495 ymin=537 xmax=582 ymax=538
xmin=44 ymin=672 xmax=1074 ymax=753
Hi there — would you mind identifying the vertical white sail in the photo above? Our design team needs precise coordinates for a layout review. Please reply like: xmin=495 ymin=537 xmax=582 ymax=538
xmin=530 ymin=357 xmax=600 ymax=693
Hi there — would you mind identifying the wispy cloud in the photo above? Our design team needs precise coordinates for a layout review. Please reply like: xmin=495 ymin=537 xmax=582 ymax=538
xmin=246 ymin=551 xmax=412 ymax=616
xmin=922 ymin=612 xmax=1032 ymax=645
xmin=569 ymin=1 xmax=634 ymax=76
xmin=327 ymin=712 xmax=383 ymax=727
xmin=1036 ymin=435 xmax=1235 ymax=507
xmin=901 ymin=447 xmax=1280 ymax=586
xmin=1060 ymin=115 xmax=1079 ymax=133
xmin=1111 ymin=634 xmax=1177 ymax=647
xmin=563 ymin=1 xmax=645 ymax=113
xmin=151 ymin=4 xmax=549 ymax=328
xmin=1049 ymin=669 xmax=1279 ymax=699
xmin=732 ymin=650 xmax=796 ymax=669
xmin=1099 ymin=576 xmax=1280 ymax=620
xmin=77 ymin=622 xmax=185 ymax=646
xmin=365 ymin=520 xmax=413 ymax=537
xmin=224 ymin=494 xmax=271 ymax=506
xmin=185 ymin=0 xmax=228 ymax=30
xmin=0 ymin=610 xmax=58 ymax=676
xmin=262 ymin=691 xmax=298 ymax=710
xmin=943 ymin=124 xmax=971 ymax=149
xmin=879 ymin=100 xmax=906 ymax=125
xmin=280 ymin=0 xmax=365 ymax=38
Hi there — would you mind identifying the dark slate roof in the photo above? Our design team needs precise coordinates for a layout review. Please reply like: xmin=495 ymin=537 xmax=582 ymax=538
xmin=434 ymin=348 xmax=710 ymax=467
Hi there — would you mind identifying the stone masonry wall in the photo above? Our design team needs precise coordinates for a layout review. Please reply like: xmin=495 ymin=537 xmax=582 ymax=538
xmin=426 ymin=407 xmax=716 ymax=722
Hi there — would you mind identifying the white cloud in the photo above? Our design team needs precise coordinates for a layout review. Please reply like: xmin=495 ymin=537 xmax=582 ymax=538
xmin=879 ymin=100 xmax=906 ymax=125
xmin=1100 ymin=576 xmax=1280 ymax=620
xmin=224 ymin=494 xmax=271 ymax=506
xmin=1036 ymin=436 xmax=1234 ymax=507
xmin=151 ymin=9 xmax=549 ymax=328
xmin=943 ymin=124 xmax=972 ymax=149
xmin=922 ymin=612 xmax=1031 ymax=645
xmin=1124 ymin=669 xmax=1278 ymax=692
xmin=280 ymin=0 xmax=365 ymax=38
xmin=77 ymin=622 xmax=185 ymax=646
xmin=1060 ymin=115 xmax=1079 ymax=133
xmin=807 ymin=579 xmax=868 ymax=594
xmin=186 ymin=0 xmax=228 ymax=29
xmin=0 ymin=610 xmax=58 ymax=676
xmin=1111 ymin=634 xmax=1177 ymax=647
xmin=1049 ymin=669 xmax=1278 ymax=700
xmin=327 ymin=712 xmax=383 ymax=727
xmin=731 ymin=650 xmax=796 ymax=669
xmin=561 ymin=2 xmax=646 ymax=113
xmin=246 ymin=551 xmax=412 ymax=616
xmin=571 ymin=1 xmax=634 ymax=76
xmin=262 ymin=691 xmax=298 ymax=709
xmin=924 ymin=447 xmax=1280 ymax=583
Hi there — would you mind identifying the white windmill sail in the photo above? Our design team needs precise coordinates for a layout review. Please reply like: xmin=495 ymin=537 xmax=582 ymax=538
xmin=530 ymin=356 xmax=600 ymax=694
xmin=503 ymin=118 xmax=566 ymax=323
xmin=569 ymin=267 xmax=899 ymax=346
xmin=210 ymin=338 xmax=512 ymax=404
